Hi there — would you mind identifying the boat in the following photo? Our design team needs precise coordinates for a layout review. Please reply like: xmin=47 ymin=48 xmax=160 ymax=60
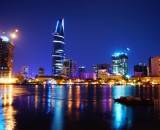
xmin=114 ymin=96 xmax=155 ymax=106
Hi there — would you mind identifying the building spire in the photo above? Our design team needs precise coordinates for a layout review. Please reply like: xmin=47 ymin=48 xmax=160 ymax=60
xmin=55 ymin=18 xmax=64 ymax=37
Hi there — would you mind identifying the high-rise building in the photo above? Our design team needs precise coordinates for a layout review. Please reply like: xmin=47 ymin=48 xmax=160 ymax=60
xmin=62 ymin=59 xmax=76 ymax=79
xmin=112 ymin=52 xmax=128 ymax=76
xmin=78 ymin=66 xmax=85 ymax=79
xmin=134 ymin=63 xmax=147 ymax=77
xmin=149 ymin=56 xmax=160 ymax=76
xmin=52 ymin=19 xmax=65 ymax=76
xmin=0 ymin=36 xmax=14 ymax=78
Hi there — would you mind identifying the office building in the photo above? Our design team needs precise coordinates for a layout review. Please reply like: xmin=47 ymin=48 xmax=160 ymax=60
xmin=52 ymin=19 xmax=65 ymax=76
xmin=21 ymin=66 xmax=29 ymax=80
xmin=78 ymin=66 xmax=85 ymax=79
xmin=134 ymin=63 xmax=147 ymax=77
xmin=83 ymin=72 xmax=96 ymax=80
xmin=0 ymin=36 xmax=14 ymax=78
xmin=149 ymin=56 xmax=160 ymax=76
xmin=92 ymin=64 xmax=111 ymax=79
xmin=62 ymin=59 xmax=76 ymax=79
xmin=112 ymin=52 xmax=128 ymax=76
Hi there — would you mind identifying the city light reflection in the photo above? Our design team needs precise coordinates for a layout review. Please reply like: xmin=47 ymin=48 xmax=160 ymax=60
xmin=75 ymin=85 xmax=80 ymax=109
xmin=0 ymin=85 xmax=16 ymax=130
xmin=67 ymin=85 xmax=72 ymax=114
xmin=112 ymin=85 xmax=132 ymax=129
xmin=52 ymin=86 xmax=64 ymax=130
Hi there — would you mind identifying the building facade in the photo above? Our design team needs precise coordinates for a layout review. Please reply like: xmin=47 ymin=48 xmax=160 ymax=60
xmin=149 ymin=56 xmax=160 ymax=76
xmin=78 ymin=66 xmax=85 ymax=79
xmin=52 ymin=19 xmax=65 ymax=76
xmin=62 ymin=59 xmax=76 ymax=79
xmin=83 ymin=73 xmax=96 ymax=80
xmin=92 ymin=64 xmax=111 ymax=79
xmin=134 ymin=63 xmax=147 ymax=77
xmin=21 ymin=66 xmax=29 ymax=80
xmin=0 ymin=36 xmax=14 ymax=78
xmin=112 ymin=52 xmax=128 ymax=76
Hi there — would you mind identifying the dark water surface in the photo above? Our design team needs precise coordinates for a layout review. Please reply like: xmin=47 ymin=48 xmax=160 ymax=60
xmin=0 ymin=84 xmax=160 ymax=130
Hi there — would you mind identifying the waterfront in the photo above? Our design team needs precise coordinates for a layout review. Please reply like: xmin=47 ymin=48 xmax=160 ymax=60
xmin=0 ymin=85 xmax=160 ymax=130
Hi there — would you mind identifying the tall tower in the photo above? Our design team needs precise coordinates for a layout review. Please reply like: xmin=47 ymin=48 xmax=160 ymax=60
xmin=52 ymin=19 xmax=65 ymax=76
xmin=112 ymin=52 xmax=128 ymax=76
xmin=0 ymin=36 xmax=14 ymax=78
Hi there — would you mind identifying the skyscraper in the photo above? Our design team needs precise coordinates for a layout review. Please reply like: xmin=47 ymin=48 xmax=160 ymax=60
xmin=52 ymin=19 xmax=65 ymax=76
xmin=112 ymin=52 xmax=128 ymax=76
xmin=0 ymin=36 xmax=14 ymax=78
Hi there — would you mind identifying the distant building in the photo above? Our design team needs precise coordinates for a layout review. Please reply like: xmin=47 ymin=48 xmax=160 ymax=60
xmin=62 ymin=59 xmax=76 ymax=79
xmin=52 ymin=19 xmax=65 ymax=76
xmin=148 ymin=57 xmax=152 ymax=75
xmin=0 ymin=36 xmax=14 ymax=78
xmin=149 ymin=56 xmax=160 ymax=76
xmin=21 ymin=66 xmax=29 ymax=80
xmin=134 ymin=63 xmax=147 ymax=77
xmin=92 ymin=64 xmax=111 ymax=79
xmin=112 ymin=52 xmax=128 ymax=76
xmin=97 ymin=70 xmax=123 ymax=83
xmin=38 ymin=67 xmax=44 ymax=76
xmin=92 ymin=65 xmax=98 ymax=78
xmin=83 ymin=73 xmax=96 ymax=80
xmin=78 ymin=66 xmax=85 ymax=79
xmin=98 ymin=69 xmax=108 ymax=79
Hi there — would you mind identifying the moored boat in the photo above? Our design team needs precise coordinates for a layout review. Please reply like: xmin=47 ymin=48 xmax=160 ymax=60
xmin=114 ymin=96 xmax=155 ymax=106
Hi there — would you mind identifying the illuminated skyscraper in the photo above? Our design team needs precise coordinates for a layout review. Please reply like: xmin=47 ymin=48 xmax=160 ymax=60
xmin=112 ymin=52 xmax=128 ymax=76
xmin=52 ymin=19 xmax=65 ymax=76
xmin=0 ymin=36 xmax=14 ymax=78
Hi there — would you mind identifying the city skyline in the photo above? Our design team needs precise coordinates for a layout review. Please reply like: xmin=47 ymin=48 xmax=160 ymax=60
xmin=0 ymin=0 xmax=160 ymax=75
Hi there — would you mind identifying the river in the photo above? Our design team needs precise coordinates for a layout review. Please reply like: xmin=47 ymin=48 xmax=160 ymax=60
xmin=0 ymin=84 xmax=160 ymax=130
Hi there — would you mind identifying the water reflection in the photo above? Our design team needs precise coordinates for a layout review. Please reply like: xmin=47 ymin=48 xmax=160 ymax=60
xmin=112 ymin=86 xmax=134 ymax=129
xmin=52 ymin=86 xmax=64 ymax=130
xmin=0 ymin=85 xmax=16 ymax=130
xmin=0 ymin=85 xmax=160 ymax=130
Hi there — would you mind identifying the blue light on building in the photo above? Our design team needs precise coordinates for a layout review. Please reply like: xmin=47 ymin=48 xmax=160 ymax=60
xmin=52 ymin=19 xmax=65 ymax=76
xmin=112 ymin=52 xmax=128 ymax=76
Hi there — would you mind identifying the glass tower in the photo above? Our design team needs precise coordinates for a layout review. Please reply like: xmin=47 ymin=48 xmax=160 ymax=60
xmin=112 ymin=53 xmax=128 ymax=76
xmin=52 ymin=19 xmax=65 ymax=76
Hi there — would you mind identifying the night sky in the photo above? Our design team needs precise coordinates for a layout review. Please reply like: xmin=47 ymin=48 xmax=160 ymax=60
xmin=0 ymin=0 xmax=160 ymax=76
